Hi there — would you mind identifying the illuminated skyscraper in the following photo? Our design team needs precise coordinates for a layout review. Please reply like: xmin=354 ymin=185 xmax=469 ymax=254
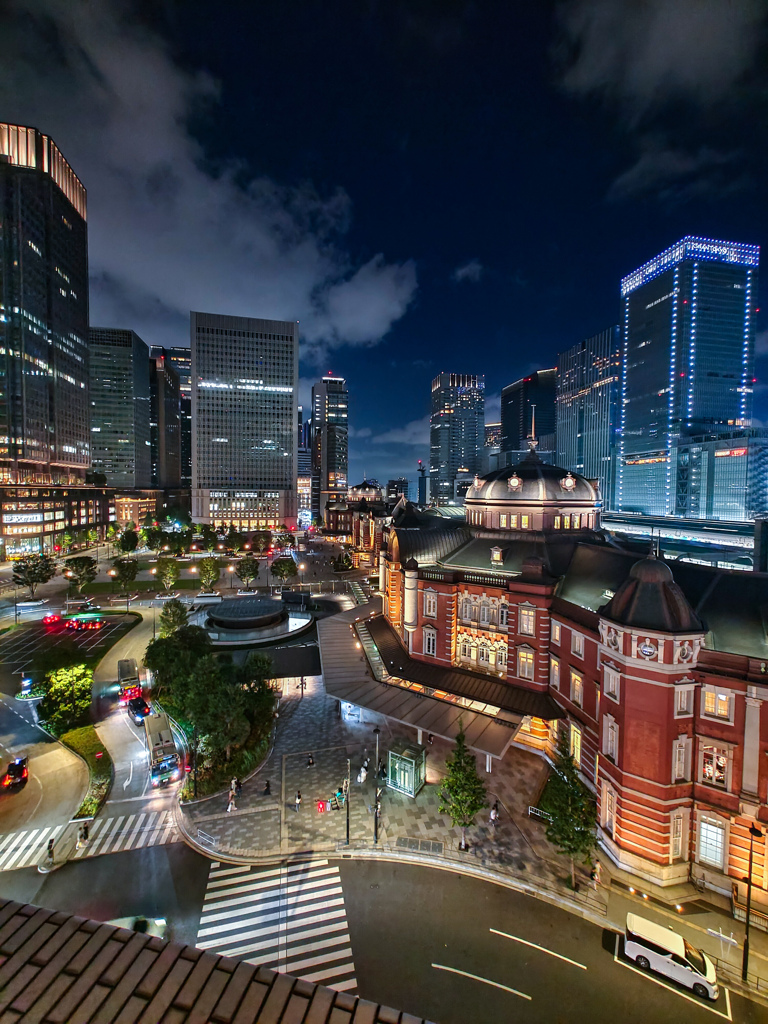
xmin=311 ymin=376 xmax=348 ymax=520
xmin=191 ymin=312 xmax=299 ymax=528
xmin=429 ymin=373 xmax=484 ymax=503
xmin=616 ymin=236 xmax=759 ymax=515
xmin=167 ymin=347 xmax=192 ymax=487
xmin=500 ymin=369 xmax=556 ymax=458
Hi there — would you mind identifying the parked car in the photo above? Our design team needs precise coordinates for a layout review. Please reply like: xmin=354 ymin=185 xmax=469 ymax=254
xmin=2 ymin=757 xmax=29 ymax=788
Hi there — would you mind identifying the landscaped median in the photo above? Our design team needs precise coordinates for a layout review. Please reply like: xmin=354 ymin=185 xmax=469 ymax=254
xmin=60 ymin=725 xmax=113 ymax=819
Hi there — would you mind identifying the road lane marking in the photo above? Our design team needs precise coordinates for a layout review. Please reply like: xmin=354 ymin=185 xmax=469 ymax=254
xmin=613 ymin=934 xmax=732 ymax=1020
xmin=490 ymin=928 xmax=587 ymax=970
xmin=123 ymin=761 xmax=133 ymax=790
xmin=431 ymin=964 xmax=531 ymax=1001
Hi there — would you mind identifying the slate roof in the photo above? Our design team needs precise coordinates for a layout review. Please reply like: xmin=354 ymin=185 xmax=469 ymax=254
xmin=440 ymin=530 xmax=606 ymax=577
xmin=601 ymin=556 xmax=703 ymax=633
xmin=0 ymin=898 xmax=429 ymax=1024
xmin=368 ymin=615 xmax=564 ymax=721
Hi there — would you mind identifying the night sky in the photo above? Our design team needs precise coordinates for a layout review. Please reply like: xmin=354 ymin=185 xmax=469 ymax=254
xmin=2 ymin=1 xmax=767 ymax=489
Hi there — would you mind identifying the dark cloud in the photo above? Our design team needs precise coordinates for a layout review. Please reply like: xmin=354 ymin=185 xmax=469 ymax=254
xmin=452 ymin=259 xmax=483 ymax=283
xmin=0 ymin=0 xmax=417 ymax=358
xmin=607 ymin=139 xmax=742 ymax=202
xmin=372 ymin=415 xmax=431 ymax=447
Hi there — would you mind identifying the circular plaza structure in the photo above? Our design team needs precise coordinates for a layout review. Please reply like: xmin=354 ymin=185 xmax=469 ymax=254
xmin=208 ymin=596 xmax=286 ymax=630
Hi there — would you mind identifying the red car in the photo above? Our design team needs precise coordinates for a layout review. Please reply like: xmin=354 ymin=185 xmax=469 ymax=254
xmin=42 ymin=614 xmax=61 ymax=626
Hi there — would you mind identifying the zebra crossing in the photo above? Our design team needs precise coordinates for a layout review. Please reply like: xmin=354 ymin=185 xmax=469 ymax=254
xmin=0 ymin=809 xmax=178 ymax=871
xmin=196 ymin=858 xmax=357 ymax=993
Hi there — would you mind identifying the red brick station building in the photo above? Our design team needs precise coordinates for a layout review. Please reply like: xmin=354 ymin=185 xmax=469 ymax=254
xmin=372 ymin=446 xmax=768 ymax=918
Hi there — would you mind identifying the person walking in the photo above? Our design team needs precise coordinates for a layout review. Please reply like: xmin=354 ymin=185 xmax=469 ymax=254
xmin=489 ymin=806 xmax=498 ymax=828
xmin=307 ymin=753 xmax=315 ymax=767
xmin=46 ymin=838 xmax=55 ymax=863
xmin=230 ymin=777 xmax=237 ymax=794
xmin=227 ymin=792 xmax=236 ymax=813
xmin=235 ymin=778 xmax=242 ymax=798
xmin=263 ymin=779 xmax=271 ymax=796
xmin=295 ymin=790 xmax=302 ymax=812
xmin=591 ymin=861 xmax=602 ymax=890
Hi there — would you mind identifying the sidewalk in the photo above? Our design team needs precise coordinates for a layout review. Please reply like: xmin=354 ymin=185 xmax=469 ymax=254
xmin=177 ymin=670 xmax=768 ymax=1003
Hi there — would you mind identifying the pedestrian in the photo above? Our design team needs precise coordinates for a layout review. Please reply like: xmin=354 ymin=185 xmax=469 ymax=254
xmin=263 ymin=779 xmax=271 ymax=796
xmin=81 ymin=823 xmax=89 ymax=845
xmin=358 ymin=767 xmax=367 ymax=785
xmin=230 ymin=776 xmax=237 ymax=794
xmin=428 ymin=733 xmax=434 ymax=745
xmin=227 ymin=792 xmax=236 ymax=812
xmin=489 ymin=806 xmax=498 ymax=828
xmin=47 ymin=838 xmax=55 ymax=862
xmin=307 ymin=753 xmax=315 ymax=767
xmin=591 ymin=861 xmax=602 ymax=890
xmin=295 ymin=790 xmax=302 ymax=812
xmin=235 ymin=777 xmax=242 ymax=798
xmin=492 ymin=798 xmax=500 ymax=817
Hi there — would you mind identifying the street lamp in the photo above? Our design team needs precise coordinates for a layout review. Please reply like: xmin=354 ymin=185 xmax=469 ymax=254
xmin=742 ymin=822 xmax=764 ymax=981
xmin=228 ymin=565 xmax=235 ymax=589
xmin=108 ymin=568 xmax=117 ymax=594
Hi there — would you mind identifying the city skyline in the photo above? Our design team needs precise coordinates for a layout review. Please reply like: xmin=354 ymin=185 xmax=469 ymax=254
xmin=2 ymin=3 xmax=766 ymax=488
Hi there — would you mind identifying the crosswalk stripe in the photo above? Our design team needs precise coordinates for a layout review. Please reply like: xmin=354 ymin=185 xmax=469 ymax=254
xmin=196 ymin=859 xmax=356 ymax=993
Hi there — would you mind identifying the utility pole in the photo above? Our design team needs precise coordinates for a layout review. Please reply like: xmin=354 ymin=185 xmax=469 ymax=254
xmin=193 ymin=726 xmax=198 ymax=799
xmin=374 ymin=786 xmax=381 ymax=845
xmin=346 ymin=758 xmax=350 ymax=846
xmin=742 ymin=822 xmax=763 ymax=981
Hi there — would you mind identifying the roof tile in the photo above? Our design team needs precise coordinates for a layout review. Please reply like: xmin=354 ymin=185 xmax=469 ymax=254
xmin=237 ymin=972 xmax=293 ymax=1024
xmin=138 ymin=957 xmax=194 ymax=1024
xmin=184 ymin=967 xmax=231 ymax=1024
xmin=99 ymin=932 xmax=153 ymax=987
xmin=209 ymin=961 xmax=257 ymax=1023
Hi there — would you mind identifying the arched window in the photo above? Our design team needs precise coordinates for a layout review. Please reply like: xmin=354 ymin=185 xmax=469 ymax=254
xmin=461 ymin=599 xmax=472 ymax=621
xmin=478 ymin=645 xmax=490 ymax=665
xmin=497 ymin=647 xmax=507 ymax=667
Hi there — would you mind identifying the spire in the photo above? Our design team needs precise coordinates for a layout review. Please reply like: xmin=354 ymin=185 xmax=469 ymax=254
xmin=525 ymin=402 xmax=539 ymax=458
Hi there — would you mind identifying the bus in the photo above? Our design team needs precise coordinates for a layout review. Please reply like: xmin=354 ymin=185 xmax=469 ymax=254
xmin=143 ymin=712 xmax=181 ymax=787
xmin=117 ymin=659 xmax=142 ymax=705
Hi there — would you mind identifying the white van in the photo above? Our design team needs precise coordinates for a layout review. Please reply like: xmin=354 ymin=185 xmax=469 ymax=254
xmin=625 ymin=914 xmax=719 ymax=1001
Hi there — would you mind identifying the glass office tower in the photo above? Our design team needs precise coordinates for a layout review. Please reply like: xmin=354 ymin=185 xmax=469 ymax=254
xmin=616 ymin=236 xmax=759 ymax=515
xmin=556 ymin=328 xmax=620 ymax=505
xmin=167 ymin=347 xmax=192 ymax=487
xmin=500 ymin=369 xmax=556 ymax=457
xmin=429 ymin=373 xmax=484 ymax=504
xmin=191 ymin=311 xmax=299 ymax=529
xmin=311 ymin=376 xmax=349 ymax=521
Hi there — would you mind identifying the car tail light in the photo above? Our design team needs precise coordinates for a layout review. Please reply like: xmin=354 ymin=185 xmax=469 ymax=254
xmin=2 ymin=777 xmax=10 ymax=787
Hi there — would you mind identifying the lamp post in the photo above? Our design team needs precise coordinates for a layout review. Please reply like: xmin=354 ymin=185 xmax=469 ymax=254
xmin=346 ymin=758 xmax=350 ymax=846
xmin=373 ymin=726 xmax=380 ymax=777
xmin=742 ymin=822 xmax=763 ymax=982
xmin=109 ymin=569 xmax=117 ymax=594
xmin=228 ymin=565 xmax=235 ymax=589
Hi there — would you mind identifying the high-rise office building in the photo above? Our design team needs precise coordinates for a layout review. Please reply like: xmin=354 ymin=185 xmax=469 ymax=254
xmin=556 ymin=328 xmax=620 ymax=504
xmin=149 ymin=347 xmax=181 ymax=489
xmin=386 ymin=478 xmax=410 ymax=502
xmin=616 ymin=236 xmax=760 ymax=515
xmin=0 ymin=123 xmax=89 ymax=486
xmin=429 ymin=373 xmax=484 ymax=503
xmin=484 ymin=423 xmax=501 ymax=447
xmin=500 ymin=369 xmax=556 ymax=456
xmin=311 ymin=376 xmax=348 ymax=521
xmin=89 ymin=328 xmax=152 ymax=489
xmin=191 ymin=311 xmax=299 ymax=528
xmin=166 ymin=347 xmax=192 ymax=487
xmin=297 ymin=406 xmax=312 ymax=528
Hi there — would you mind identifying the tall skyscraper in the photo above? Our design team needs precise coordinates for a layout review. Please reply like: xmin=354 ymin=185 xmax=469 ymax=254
xmin=89 ymin=328 xmax=152 ymax=489
xmin=166 ymin=347 xmax=192 ymax=487
xmin=191 ymin=312 xmax=298 ymax=528
xmin=297 ymin=406 xmax=312 ymax=528
xmin=386 ymin=478 xmax=410 ymax=502
xmin=429 ymin=373 xmax=484 ymax=503
xmin=0 ymin=123 xmax=89 ymax=485
xmin=616 ymin=236 xmax=760 ymax=515
xmin=484 ymin=423 xmax=501 ymax=447
xmin=311 ymin=376 xmax=348 ymax=521
xmin=500 ymin=369 xmax=556 ymax=456
xmin=149 ymin=347 xmax=181 ymax=489
xmin=556 ymin=328 xmax=620 ymax=504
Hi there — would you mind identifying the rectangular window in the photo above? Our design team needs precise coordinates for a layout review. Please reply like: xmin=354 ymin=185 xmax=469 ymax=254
xmin=479 ymin=604 xmax=490 ymax=625
xmin=571 ymin=632 xmax=584 ymax=658
xmin=671 ymin=814 xmax=683 ymax=860
xmin=551 ymin=621 xmax=561 ymax=645
xmin=549 ymin=655 xmax=560 ymax=689
xmin=478 ymin=645 xmax=490 ymax=665
xmin=497 ymin=647 xmax=507 ymax=667
xmin=570 ymin=671 xmax=583 ymax=706
xmin=602 ymin=784 xmax=615 ymax=834
xmin=423 ymin=591 xmax=437 ymax=618
xmin=510 ymin=514 xmax=518 ymax=528
xmin=703 ymin=689 xmax=731 ymax=721
xmin=604 ymin=666 xmax=620 ymax=701
xmin=554 ymin=515 xmax=561 ymax=529
xmin=500 ymin=514 xmax=507 ymax=528
xmin=423 ymin=631 xmax=437 ymax=657
xmin=517 ymin=648 xmax=535 ymax=680
xmin=499 ymin=604 xmax=508 ymax=627
xmin=699 ymin=819 xmax=725 ymax=869
xmin=570 ymin=723 xmax=582 ymax=767
xmin=673 ymin=739 xmax=688 ymax=781
xmin=675 ymin=687 xmax=693 ymax=717
xmin=604 ymin=718 xmax=617 ymax=760
xmin=521 ymin=515 xmax=529 ymax=529
xmin=701 ymin=745 xmax=728 ymax=789
xmin=519 ymin=606 xmax=536 ymax=636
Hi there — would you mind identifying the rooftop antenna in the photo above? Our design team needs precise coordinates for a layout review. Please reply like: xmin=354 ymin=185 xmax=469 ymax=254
xmin=526 ymin=403 xmax=539 ymax=455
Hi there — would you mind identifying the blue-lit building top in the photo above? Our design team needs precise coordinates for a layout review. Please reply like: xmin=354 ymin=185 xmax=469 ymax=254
xmin=615 ymin=236 xmax=759 ymax=516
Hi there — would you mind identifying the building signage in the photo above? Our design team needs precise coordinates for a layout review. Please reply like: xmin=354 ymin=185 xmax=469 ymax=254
xmin=714 ymin=448 xmax=747 ymax=458
xmin=3 ymin=513 xmax=44 ymax=524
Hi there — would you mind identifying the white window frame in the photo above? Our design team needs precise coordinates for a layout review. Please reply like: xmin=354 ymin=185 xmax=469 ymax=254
xmin=701 ymin=685 xmax=734 ymax=724
xmin=698 ymin=817 xmax=726 ymax=870
xmin=674 ymin=682 xmax=695 ymax=718
xmin=551 ymin=621 xmax=561 ymax=645
xmin=699 ymin=742 xmax=731 ymax=791
xmin=423 ymin=627 xmax=437 ymax=658
xmin=570 ymin=669 xmax=583 ymax=706
xmin=603 ymin=665 xmax=620 ymax=702
xmin=499 ymin=604 xmax=508 ymax=628
xmin=603 ymin=714 xmax=618 ymax=761
xmin=570 ymin=722 xmax=582 ymax=767
xmin=672 ymin=736 xmax=691 ymax=782
xmin=549 ymin=655 xmax=560 ymax=690
xmin=517 ymin=646 xmax=535 ymax=680
xmin=518 ymin=604 xmax=536 ymax=637
xmin=479 ymin=603 xmax=490 ymax=626
xmin=461 ymin=598 xmax=472 ymax=622
xmin=671 ymin=812 xmax=684 ymax=861
xmin=478 ymin=644 xmax=490 ymax=666
xmin=571 ymin=631 xmax=584 ymax=658
xmin=423 ymin=589 xmax=437 ymax=618
xmin=601 ymin=781 xmax=616 ymax=834
xmin=460 ymin=640 xmax=471 ymax=659
xmin=497 ymin=646 xmax=507 ymax=668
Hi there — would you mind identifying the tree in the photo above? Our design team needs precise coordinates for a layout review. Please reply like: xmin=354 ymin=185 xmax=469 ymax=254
xmin=142 ymin=527 xmax=165 ymax=554
xmin=39 ymin=664 xmax=93 ymax=734
xmin=234 ymin=554 xmax=259 ymax=590
xmin=333 ymin=551 xmax=353 ymax=572
xmin=253 ymin=531 xmax=271 ymax=555
xmin=438 ymin=722 xmax=487 ymax=850
xmin=118 ymin=528 xmax=139 ymax=553
xmin=187 ymin=656 xmax=249 ymax=761
xmin=236 ymin=652 xmax=276 ymax=739
xmin=158 ymin=598 xmax=188 ymax=637
xmin=199 ymin=524 xmax=218 ymax=553
xmin=226 ymin=525 xmax=245 ymax=553
xmin=144 ymin=625 xmax=211 ymax=703
xmin=106 ymin=523 xmax=119 ymax=541
xmin=61 ymin=531 xmax=74 ymax=554
xmin=544 ymin=732 xmax=597 ymax=890
xmin=112 ymin=557 xmax=139 ymax=590
xmin=270 ymin=558 xmax=298 ymax=585
xmin=86 ymin=528 xmax=98 ymax=547
xmin=64 ymin=556 xmax=98 ymax=593
xmin=156 ymin=556 xmax=180 ymax=593
xmin=12 ymin=554 xmax=57 ymax=597
xmin=141 ymin=512 xmax=156 ymax=530
xmin=197 ymin=556 xmax=220 ymax=591
xmin=277 ymin=529 xmax=294 ymax=549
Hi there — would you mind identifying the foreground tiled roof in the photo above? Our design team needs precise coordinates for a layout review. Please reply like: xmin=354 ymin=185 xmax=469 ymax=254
xmin=0 ymin=899 xmax=431 ymax=1024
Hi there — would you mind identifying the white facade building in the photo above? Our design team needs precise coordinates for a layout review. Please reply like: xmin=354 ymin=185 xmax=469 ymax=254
xmin=191 ymin=311 xmax=299 ymax=529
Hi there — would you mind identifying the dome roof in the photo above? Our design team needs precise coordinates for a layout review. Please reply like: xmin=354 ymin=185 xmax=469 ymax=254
xmin=465 ymin=451 xmax=598 ymax=505
xmin=349 ymin=479 xmax=380 ymax=492
xmin=602 ymin=556 xmax=703 ymax=633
